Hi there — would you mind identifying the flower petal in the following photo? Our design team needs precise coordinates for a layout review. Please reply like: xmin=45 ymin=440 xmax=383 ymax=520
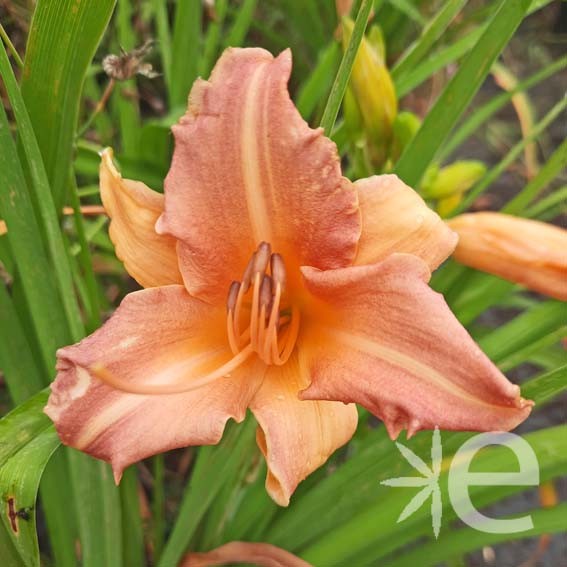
xmin=100 ymin=148 xmax=182 ymax=288
xmin=180 ymin=541 xmax=312 ymax=567
xmin=355 ymin=175 xmax=457 ymax=270
xmin=250 ymin=353 xmax=357 ymax=506
xmin=299 ymin=255 xmax=532 ymax=438
xmin=157 ymin=48 xmax=360 ymax=302
xmin=448 ymin=212 xmax=567 ymax=301
xmin=45 ymin=285 xmax=264 ymax=480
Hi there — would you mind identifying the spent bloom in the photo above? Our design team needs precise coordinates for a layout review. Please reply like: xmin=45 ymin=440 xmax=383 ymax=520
xmin=46 ymin=48 xmax=532 ymax=506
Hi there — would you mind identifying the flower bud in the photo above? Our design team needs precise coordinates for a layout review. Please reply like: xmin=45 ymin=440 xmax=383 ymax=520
xmin=342 ymin=18 xmax=397 ymax=166
xmin=422 ymin=161 xmax=486 ymax=200
xmin=447 ymin=212 xmax=567 ymax=300
xmin=390 ymin=111 xmax=421 ymax=162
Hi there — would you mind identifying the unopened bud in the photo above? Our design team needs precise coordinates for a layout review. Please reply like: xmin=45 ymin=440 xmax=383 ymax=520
xmin=342 ymin=18 xmax=397 ymax=165
xmin=390 ymin=111 xmax=421 ymax=162
xmin=422 ymin=161 xmax=486 ymax=200
xmin=448 ymin=213 xmax=567 ymax=301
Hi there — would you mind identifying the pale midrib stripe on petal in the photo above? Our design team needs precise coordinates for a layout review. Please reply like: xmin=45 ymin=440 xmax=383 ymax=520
xmin=75 ymin=347 xmax=226 ymax=449
xmin=325 ymin=327 xmax=506 ymax=409
xmin=241 ymin=63 xmax=273 ymax=245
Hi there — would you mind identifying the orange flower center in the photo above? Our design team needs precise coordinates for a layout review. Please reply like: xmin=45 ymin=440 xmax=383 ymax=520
xmin=226 ymin=242 xmax=300 ymax=366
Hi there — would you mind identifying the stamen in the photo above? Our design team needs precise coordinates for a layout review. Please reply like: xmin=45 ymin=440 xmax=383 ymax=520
xmin=226 ymin=310 xmax=240 ymax=354
xmin=270 ymin=253 xmax=286 ymax=289
xmin=226 ymin=281 xmax=241 ymax=313
xmin=241 ymin=254 xmax=256 ymax=293
xmin=253 ymin=242 xmax=272 ymax=275
xmin=250 ymin=272 xmax=261 ymax=349
xmin=226 ymin=244 xmax=299 ymax=367
xmin=90 ymin=344 xmax=255 ymax=395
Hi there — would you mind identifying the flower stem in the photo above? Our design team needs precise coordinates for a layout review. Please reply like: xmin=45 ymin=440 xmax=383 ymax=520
xmin=0 ymin=23 xmax=23 ymax=68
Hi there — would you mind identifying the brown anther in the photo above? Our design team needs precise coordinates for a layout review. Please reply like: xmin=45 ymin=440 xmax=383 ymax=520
xmin=259 ymin=275 xmax=273 ymax=311
xmin=270 ymin=253 xmax=286 ymax=290
xmin=241 ymin=253 xmax=256 ymax=293
xmin=226 ymin=281 xmax=241 ymax=312
xmin=253 ymin=242 xmax=272 ymax=275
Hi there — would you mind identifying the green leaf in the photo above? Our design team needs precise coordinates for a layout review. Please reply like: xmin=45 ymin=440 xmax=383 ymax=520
xmin=157 ymin=418 xmax=257 ymax=567
xmin=502 ymin=138 xmax=567 ymax=214
xmin=0 ymin=100 xmax=71 ymax=373
xmin=522 ymin=365 xmax=567 ymax=407
xmin=385 ymin=503 xmax=567 ymax=567
xmin=20 ymin=0 xmax=116 ymax=208
xmin=479 ymin=301 xmax=566 ymax=364
xmin=394 ymin=0 xmax=532 ymax=187
xmin=0 ymin=40 xmax=84 ymax=342
xmin=454 ymin=96 xmax=567 ymax=214
xmin=301 ymin=425 xmax=567 ymax=565
xmin=296 ymin=42 xmax=340 ymax=121
xmin=170 ymin=0 xmax=202 ymax=108
xmin=391 ymin=0 xmax=467 ymax=80
xmin=0 ymin=391 xmax=60 ymax=567
xmin=224 ymin=0 xmax=258 ymax=47
xmin=440 ymin=56 xmax=567 ymax=160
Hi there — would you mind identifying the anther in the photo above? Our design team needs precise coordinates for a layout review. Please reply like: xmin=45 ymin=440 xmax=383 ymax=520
xmin=241 ymin=253 xmax=256 ymax=293
xmin=259 ymin=275 xmax=273 ymax=313
xmin=226 ymin=281 xmax=241 ymax=312
xmin=270 ymin=253 xmax=286 ymax=289
xmin=252 ymin=242 xmax=272 ymax=275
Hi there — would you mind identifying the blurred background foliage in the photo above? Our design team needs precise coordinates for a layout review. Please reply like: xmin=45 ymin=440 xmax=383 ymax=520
xmin=0 ymin=0 xmax=566 ymax=566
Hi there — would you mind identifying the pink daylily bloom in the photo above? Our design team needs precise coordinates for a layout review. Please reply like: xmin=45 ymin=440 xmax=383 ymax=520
xmin=46 ymin=48 xmax=533 ymax=507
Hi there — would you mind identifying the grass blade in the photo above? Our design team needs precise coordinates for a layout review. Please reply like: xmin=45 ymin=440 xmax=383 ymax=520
xmin=319 ymin=0 xmax=374 ymax=135
xmin=0 ymin=392 xmax=60 ymax=567
xmin=170 ymin=0 xmax=202 ymax=108
xmin=391 ymin=0 xmax=467 ymax=80
xmin=454 ymin=97 xmax=567 ymax=214
xmin=440 ymin=56 xmax=567 ymax=160
xmin=502 ymin=138 xmax=567 ymax=214
xmin=394 ymin=0 xmax=532 ymax=187
xmin=20 ymin=0 xmax=116 ymax=209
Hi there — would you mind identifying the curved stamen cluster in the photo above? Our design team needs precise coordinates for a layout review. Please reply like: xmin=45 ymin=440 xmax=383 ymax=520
xmin=227 ymin=242 xmax=300 ymax=366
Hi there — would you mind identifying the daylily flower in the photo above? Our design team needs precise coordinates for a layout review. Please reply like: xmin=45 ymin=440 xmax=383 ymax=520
xmin=448 ymin=212 xmax=567 ymax=301
xmin=46 ymin=48 xmax=533 ymax=507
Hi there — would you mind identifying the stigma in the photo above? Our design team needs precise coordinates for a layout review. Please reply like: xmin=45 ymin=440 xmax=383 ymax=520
xmin=226 ymin=242 xmax=300 ymax=366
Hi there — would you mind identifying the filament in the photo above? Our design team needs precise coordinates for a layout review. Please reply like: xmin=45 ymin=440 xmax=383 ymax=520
xmin=90 ymin=344 xmax=254 ymax=395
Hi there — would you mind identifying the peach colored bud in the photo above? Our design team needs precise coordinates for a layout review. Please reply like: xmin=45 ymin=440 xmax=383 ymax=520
xmin=448 ymin=213 xmax=567 ymax=300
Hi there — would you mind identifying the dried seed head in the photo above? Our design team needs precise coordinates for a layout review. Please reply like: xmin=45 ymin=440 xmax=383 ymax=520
xmin=102 ymin=40 xmax=158 ymax=81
